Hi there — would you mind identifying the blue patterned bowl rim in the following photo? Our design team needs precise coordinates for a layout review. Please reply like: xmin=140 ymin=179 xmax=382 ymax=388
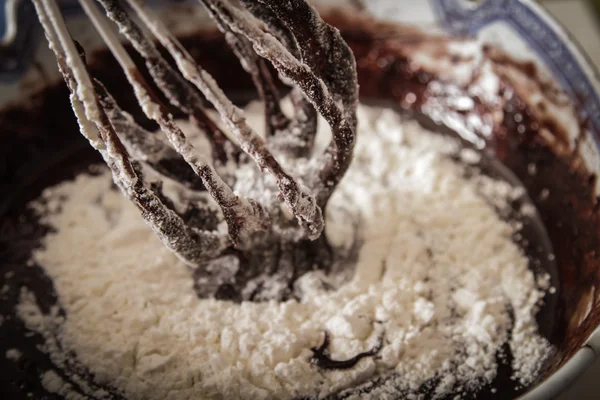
xmin=432 ymin=1 xmax=600 ymax=398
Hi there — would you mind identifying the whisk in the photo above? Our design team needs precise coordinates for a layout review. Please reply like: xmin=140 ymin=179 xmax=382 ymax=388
xmin=31 ymin=0 xmax=358 ymax=275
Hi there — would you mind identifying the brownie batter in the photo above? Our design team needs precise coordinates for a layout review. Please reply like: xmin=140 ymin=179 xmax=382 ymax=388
xmin=0 ymin=11 xmax=599 ymax=400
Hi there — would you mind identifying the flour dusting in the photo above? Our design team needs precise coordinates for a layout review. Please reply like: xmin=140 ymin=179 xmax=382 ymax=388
xmin=5 ymin=348 xmax=22 ymax=361
xmin=17 ymin=104 xmax=552 ymax=399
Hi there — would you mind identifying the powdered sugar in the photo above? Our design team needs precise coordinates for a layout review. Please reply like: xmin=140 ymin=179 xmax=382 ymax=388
xmin=18 ymin=104 xmax=552 ymax=399
xmin=5 ymin=348 xmax=22 ymax=361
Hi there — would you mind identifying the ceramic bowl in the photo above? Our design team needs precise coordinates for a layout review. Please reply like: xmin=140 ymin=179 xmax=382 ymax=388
xmin=1 ymin=1 xmax=599 ymax=399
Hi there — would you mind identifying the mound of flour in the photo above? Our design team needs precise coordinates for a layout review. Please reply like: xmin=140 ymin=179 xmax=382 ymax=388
xmin=17 ymin=104 xmax=552 ymax=399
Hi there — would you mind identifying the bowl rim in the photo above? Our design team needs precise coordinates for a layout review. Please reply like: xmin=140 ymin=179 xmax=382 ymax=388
xmin=428 ymin=1 xmax=600 ymax=397
xmin=497 ymin=1 xmax=600 ymax=398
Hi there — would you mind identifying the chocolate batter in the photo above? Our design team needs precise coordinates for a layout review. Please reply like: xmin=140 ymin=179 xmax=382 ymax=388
xmin=1 ymin=12 xmax=599 ymax=400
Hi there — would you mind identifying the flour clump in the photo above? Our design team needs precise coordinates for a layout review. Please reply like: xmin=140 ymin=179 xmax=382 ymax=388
xmin=17 ymin=104 xmax=553 ymax=399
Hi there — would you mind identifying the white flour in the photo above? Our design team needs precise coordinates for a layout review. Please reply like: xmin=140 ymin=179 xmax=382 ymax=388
xmin=17 ymin=104 xmax=552 ymax=399
xmin=5 ymin=348 xmax=22 ymax=361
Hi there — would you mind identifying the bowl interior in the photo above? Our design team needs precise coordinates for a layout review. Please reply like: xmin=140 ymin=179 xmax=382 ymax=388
xmin=1 ymin=3 xmax=600 ymax=399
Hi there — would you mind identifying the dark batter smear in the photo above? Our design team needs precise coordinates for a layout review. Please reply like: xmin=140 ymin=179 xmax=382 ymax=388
xmin=311 ymin=331 xmax=384 ymax=370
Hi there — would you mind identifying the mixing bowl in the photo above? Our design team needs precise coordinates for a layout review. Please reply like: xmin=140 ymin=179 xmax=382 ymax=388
xmin=1 ymin=1 xmax=599 ymax=399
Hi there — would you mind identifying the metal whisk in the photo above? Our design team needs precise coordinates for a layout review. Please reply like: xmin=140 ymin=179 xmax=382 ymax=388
xmin=31 ymin=0 xmax=358 ymax=270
